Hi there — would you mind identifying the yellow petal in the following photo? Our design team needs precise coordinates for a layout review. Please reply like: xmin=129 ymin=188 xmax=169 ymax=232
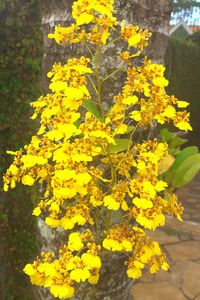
xmin=177 ymin=101 xmax=189 ymax=108
xmin=22 ymin=175 xmax=35 ymax=186
xmin=130 ymin=111 xmax=141 ymax=121
xmin=32 ymin=207 xmax=41 ymax=216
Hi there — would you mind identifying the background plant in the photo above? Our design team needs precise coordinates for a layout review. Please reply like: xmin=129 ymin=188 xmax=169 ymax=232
xmin=0 ymin=0 xmax=41 ymax=299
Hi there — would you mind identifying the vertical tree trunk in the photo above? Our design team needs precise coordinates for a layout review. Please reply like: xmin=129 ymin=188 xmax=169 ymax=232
xmin=41 ymin=0 xmax=172 ymax=89
xmin=37 ymin=1 xmax=172 ymax=299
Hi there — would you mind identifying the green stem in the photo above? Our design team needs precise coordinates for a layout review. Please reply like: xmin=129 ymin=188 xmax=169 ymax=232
xmin=101 ymin=68 xmax=126 ymax=84
xmin=116 ymin=123 xmax=139 ymax=171
xmin=87 ymin=75 xmax=98 ymax=95
xmin=94 ymin=46 xmax=104 ymax=117
xmin=84 ymin=43 xmax=95 ymax=59
xmin=102 ymin=36 xmax=121 ymax=50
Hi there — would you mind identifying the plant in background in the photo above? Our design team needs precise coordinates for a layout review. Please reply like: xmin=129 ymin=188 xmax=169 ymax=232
xmin=3 ymin=0 xmax=200 ymax=299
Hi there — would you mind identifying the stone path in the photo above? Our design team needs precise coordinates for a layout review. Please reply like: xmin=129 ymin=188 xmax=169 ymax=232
xmin=132 ymin=172 xmax=200 ymax=300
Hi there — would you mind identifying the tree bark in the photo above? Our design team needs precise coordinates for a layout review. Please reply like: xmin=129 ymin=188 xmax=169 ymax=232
xmin=41 ymin=0 xmax=172 ymax=91
xmin=37 ymin=1 xmax=173 ymax=299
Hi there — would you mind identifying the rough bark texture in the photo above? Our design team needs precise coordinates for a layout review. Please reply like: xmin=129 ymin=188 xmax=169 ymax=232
xmin=41 ymin=0 xmax=172 ymax=91
xmin=37 ymin=1 xmax=173 ymax=299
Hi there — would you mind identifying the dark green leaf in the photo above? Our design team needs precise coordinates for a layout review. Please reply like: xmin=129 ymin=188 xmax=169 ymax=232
xmin=74 ymin=119 xmax=81 ymax=128
xmin=126 ymin=126 xmax=135 ymax=134
xmin=84 ymin=100 xmax=102 ymax=121
xmin=160 ymin=129 xmax=187 ymax=148
xmin=172 ymin=154 xmax=200 ymax=188
xmin=160 ymin=128 xmax=176 ymax=142
xmin=109 ymin=139 xmax=129 ymax=153
xmin=169 ymin=136 xmax=187 ymax=148
xmin=171 ymin=146 xmax=198 ymax=171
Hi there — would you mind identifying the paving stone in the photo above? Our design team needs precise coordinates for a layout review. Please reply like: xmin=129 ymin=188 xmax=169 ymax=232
xmin=191 ymin=224 xmax=200 ymax=237
xmin=146 ymin=229 xmax=179 ymax=245
xmin=131 ymin=282 xmax=187 ymax=300
xmin=165 ymin=241 xmax=200 ymax=261
xmin=170 ymin=262 xmax=188 ymax=287
xmin=140 ymin=269 xmax=171 ymax=283
xmin=166 ymin=218 xmax=200 ymax=238
xmin=182 ymin=261 xmax=200 ymax=298
xmin=179 ymin=232 xmax=192 ymax=242
xmin=185 ymin=198 xmax=197 ymax=204
xmin=192 ymin=216 xmax=200 ymax=223
xmin=183 ymin=207 xmax=197 ymax=213
xmin=182 ymin=213 xmax=191 ymax=221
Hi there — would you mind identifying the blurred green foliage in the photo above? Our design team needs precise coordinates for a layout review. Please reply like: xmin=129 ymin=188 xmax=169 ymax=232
xmin=165 ymin=35 xmax=200 ymax=147
xmin=0 ymin=0 xmax=42 ymax=299
xmin=170 ymin=25 xmax=191 ymax=40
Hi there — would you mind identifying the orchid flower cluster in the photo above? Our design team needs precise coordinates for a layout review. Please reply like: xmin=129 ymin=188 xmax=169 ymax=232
xmin=3 ymin=0 xmax=192 ymax=299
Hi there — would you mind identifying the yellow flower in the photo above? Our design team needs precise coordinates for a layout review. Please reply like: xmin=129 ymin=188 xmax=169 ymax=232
xmin=68 ymin=232 xmax=84 ymax=252
xmin=49 ymin=81 xmax=67 ymax=92
xmin=161 ymin=261 xmax=169 ymax=271
xmin=130 ymin=110 xmax=142 ymax=121
xmin=45 ymin=217 xmax=60 ymax=228
xmin=47 ymin=130 xmax=64 ymax=141
xmin=127 ymin=267 xmax=142 ymax=279
xmin=9 ymin=165 xmax=18 ymax=175
xmin=50 ymin=285 xmax=74 ymax=299
xmin=122 ymin=240 xmax=133 ymax=252
xmin=128 ymin=34 xmax=141 ymax=47
xmin=162 ymin=105 xmax=176 ymax=118
xmin=88 ymin=274 xmax=99 ymax=284
xmin=72 ymin=0 xmax=114 ymax=26
xmin=175 ymin=121 xmax=192 ymax=131
xmin=32 ymin=207 xmax=41 ymax=216
xmin=21 ymin=175 xmax=35 ymax=186
xmin=103 ymin=238 xmax=122 ymax=251
xmin=54 ymin=169 xmax=76 ymax=181
xmin=75 ymin=13 xmax=94 ymax=26
xmin=70 ymin=268 xmax=90 ymax=282
xmin=114 ymin=124 xmax=128 ymax=135
xmin=72 ymin=215 xmax=86 ymax=226
xmin=103 ymin=195 xmax=120 ymax=211
xmin=21 ymin=155 xmax=47 ymax=168
xmin=177 ymin=100 xmax=189 ymax=108
xmin=142 ymin=181 xmax=156 ymax=198
xmin=155 ymin=181 xmax=168 ymax=192
xmin=122 ymin=95 xmax=138 ymax=105
xmin=60 ymin=217 xmax=75 ymax=230
xmin=81 ymin=253 xmax=101 ymax=269
xmin=153 ymin=77 xmax=168 ymax=87
xmin=23 ymin=264 xmax=35 ymax=276
xmin=3 ymin=183 xmax=8 ymax=192
xmin=132 ymin=197 xmax=153 ymax=209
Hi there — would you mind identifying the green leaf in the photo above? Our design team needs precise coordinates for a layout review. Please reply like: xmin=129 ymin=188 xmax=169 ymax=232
xmin=126 ymin=126 xmax=135 ymax=134
xmin=160 ymin=128 xmax=176 ymax=142
xmin=170 ymin=146 xmax=198 ymax=171
xmin=160 ymin=128 xmax=187 ymax=149
xmin=84 ymin=100 xmax=102 ymax=121
xmin=74 ymin=119 xmax=81 ymax=128
xmin=169 ymin=136 xmax=187 ymax=148
xmin=171 ymin=154 xmax=200 ymax=188
xmin=109 ymin=139 xmax=129 ymax=153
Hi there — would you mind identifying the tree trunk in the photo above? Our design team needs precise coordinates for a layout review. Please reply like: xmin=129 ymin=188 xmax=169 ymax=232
xmin=37 ymin=1 xmax=173 ymax=299
xmin=41 ymin=0 xmax=172 ymax=90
